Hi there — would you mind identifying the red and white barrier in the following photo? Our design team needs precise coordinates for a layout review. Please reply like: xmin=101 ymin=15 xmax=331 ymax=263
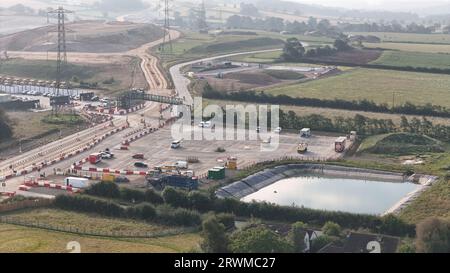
xmin=2 ymin=124 xmax=129 ymax=181
xmin=70 ymin=165 xmax=150 ymax=176
xmin=22 ymin=179 xmax=80 ymax=193
xmin=121 ymin=127 xmax=157 ymax=145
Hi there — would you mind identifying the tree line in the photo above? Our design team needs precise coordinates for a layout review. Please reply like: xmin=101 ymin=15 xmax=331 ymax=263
xmin=281 ymin=37 xmax=352 ymax=62
xmin=202 ymin=215 xmax=450 ymax=253
xmin=0 ymin=108 xmax=13 ymax=141
xmin=226 ymin=15 xmax=446 ymax=37
xmin=84 ymin=183 xmax=415 ymax=237
xmin=202 ymin=87 xmax=450 ymax=119
xmin=54 ymin=194 xmax=202 ymax=227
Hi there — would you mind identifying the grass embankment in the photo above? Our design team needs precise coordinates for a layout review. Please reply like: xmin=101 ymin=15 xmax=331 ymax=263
xmin=42 ymin=114 xmax=85 ymax=125
xmin=0 ymin=57 xmax=143 ymax=93
xmin=357 ymin=133 xmax=445 ymax=155
xmin=355 ymin=133 xmax=450 ymax=223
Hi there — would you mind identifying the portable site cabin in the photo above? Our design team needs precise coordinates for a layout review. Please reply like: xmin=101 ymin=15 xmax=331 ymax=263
xmin=300 ymin=128 xmax=311 ymax=138
xmin=335 ymin=137 xmax=347 ymax=153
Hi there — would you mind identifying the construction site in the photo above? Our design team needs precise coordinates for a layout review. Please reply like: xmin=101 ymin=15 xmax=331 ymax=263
xmin=0 ymin=4 xmax=355 ymax=200
xmin=0 ymin=0 xmax=447 ymax=255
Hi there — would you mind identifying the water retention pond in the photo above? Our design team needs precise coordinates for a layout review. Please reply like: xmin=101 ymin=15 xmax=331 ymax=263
xmin=216 ymin=164 xmax=437 ymax=215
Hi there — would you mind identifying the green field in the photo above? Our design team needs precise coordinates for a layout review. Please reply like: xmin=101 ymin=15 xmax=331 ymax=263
xmin=229 ymin=50 xmax=282 ymax=63
xmin=371 ymin=50 xmax=450 ymax=69
xmin=4 ymin=208 xmax=171 ymax=234
xmin=0 ymin=208 xmax=201 ymax=253
xmin=347 ymin=32 xmax=450 ymax=44
xmin=0 ymin=223 xmax=200 ymax=253
xmin=266 ymin=68 xmax=450 ymax=108
xmin=204 ymin=99 xmax=450 ymax=126
xmin=0 ymin=59 xmax=100 ymax=81
xmin=365 ymin=42 xmax=450 ymax=54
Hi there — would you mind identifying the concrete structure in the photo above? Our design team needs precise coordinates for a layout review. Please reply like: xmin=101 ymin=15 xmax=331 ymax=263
xmin=0 ymin=93 xmax=11 ymax=102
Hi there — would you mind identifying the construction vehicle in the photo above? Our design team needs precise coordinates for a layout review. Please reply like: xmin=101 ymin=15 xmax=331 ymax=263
xmin=335 ymin=137 xmax=347 ymax=153
xmin=102 ymin=173 xmax=115 ymax=183
xmin=226 ymin=157 xmax=238 ymax=170
xmin=147 ymin=173 xmax=198 ymax=191
xmin=300 ymin=128 xmax=311 ymax=138
xmin=89 ymin=153 xmax=102 ymax=164
xmin=297 ymin=143 xmax=308 ymax=154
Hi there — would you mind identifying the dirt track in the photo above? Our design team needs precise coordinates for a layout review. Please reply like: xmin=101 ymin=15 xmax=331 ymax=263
xmin=8 ymin=29 xmax=180 ymax=92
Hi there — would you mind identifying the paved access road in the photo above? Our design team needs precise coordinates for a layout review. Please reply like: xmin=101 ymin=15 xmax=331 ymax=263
xmin=169 ymin=49 xmax=282 ymax=106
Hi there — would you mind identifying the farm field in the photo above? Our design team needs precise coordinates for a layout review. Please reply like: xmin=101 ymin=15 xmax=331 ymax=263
xmin=204 ymin=99 xmax=450 ymax=126
xmin=160 ymin=29 xmax=331 ymax=66
xmin=371 ymin=50 xmax=450 ymax=69
xmin=364 ymin=42 xmax=450 ymax=54
xmin=346 ymin=32 xmax=450 ymax=44
xmin=265 ymin=68 xmax=450 ymax=108
xmin=0 ymin=223 xmax=201 ymax=253
xmin=229 ymin=50 xmax=282 ymax=63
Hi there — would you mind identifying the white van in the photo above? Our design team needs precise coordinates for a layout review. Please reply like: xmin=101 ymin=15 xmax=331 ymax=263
xmin=65 ymin=177 xmax=89 ymax=189
xmin=171 ymin=139 xmax=182 ymax=149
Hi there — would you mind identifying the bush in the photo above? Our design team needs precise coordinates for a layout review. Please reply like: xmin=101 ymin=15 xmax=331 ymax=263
xmin=290 ymin=222 xmax=308 ymax=253
xmin=322 ymin=221 xmax=342 ymax=237
xmin=310 ymin=235 xmax=333 ymax=253
xmin=215 ymin=213 xmax=236 ymax=230
xmin=144 ymin=189 xmax=164 ymax=204
xmin=188 ymin=191 xmax=214 ymax=212
xmin=162 ymin=187 xmax=190 ymax=208
xmin=201 ymin=216 xmax=229 ymax=253
xmin=54 ymin=195 xmax=124 ymax=217
xmin=120 ymin=188 xmax=145 ymax=203
xmin=416 ymin=217 xmax=450 ymax=253
xmin=85 ymin=182 xmax=120 ymax=199
xmin=230 ymin=226 xmax=293 ymax=253
xmin=156 ymin=204 xmax=202 ymax=227
xmin=135 ymin=203 xmax=157 ymax=221
xmin=378 ymin=215 xmax=415 ymax=237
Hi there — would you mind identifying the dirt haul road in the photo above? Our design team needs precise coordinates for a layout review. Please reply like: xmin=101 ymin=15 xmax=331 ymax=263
xmin=0 ymin=28 xmax=180 ymax=195
xmin=8 ymin=28 xmax=179 ymax=98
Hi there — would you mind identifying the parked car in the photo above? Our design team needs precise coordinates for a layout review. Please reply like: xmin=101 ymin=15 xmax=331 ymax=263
xmin=134 ymin=162 xmax=148 ymax=168
xmin=274 ymin=127 xmax=282 ymax=133
xmin=101 ymin=152 xmax=114 ymax=159
xmin=132 ymin=153 xmax=145 ymax=159
xmin=115 ymin=176 xmax=130 ymax=183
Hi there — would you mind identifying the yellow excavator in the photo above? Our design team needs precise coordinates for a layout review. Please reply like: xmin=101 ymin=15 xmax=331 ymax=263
xmin=297 ymin=143 xmax=308 ymax=154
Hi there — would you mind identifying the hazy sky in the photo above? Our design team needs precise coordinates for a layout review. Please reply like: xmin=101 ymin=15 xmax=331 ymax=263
xmin=293 ymin=0 xmax=450 ymax=12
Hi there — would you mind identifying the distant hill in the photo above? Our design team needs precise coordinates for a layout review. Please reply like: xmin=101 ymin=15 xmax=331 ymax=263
xmin=0 ymin=20 xmax=164 ymax=53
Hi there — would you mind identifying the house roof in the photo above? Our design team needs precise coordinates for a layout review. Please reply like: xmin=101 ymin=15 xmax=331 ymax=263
xmin=318 ymin=232 xmax=400 ymax=253
xmin=343 ymin=232 xmax=400 ymax=253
